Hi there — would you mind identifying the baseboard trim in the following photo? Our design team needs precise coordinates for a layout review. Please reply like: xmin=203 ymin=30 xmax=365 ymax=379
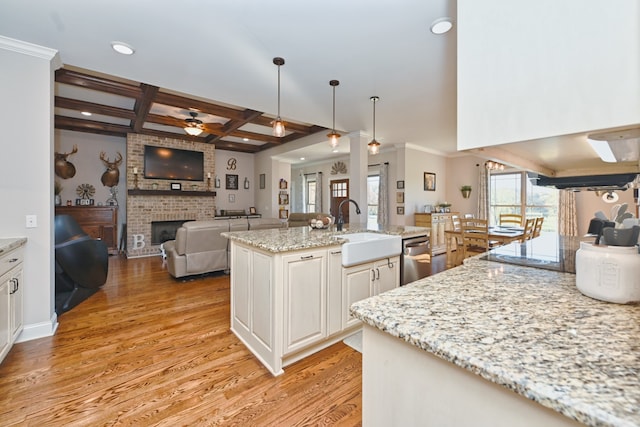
xmin=15 ymin=313 xmax=59 ymax=343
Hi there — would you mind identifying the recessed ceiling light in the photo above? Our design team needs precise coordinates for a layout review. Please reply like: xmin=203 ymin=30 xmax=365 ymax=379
xmin=81 ymin=111 xmax=92 ymax=116
xmin=300 ymin=157 xmax=305 ymax=161
xmin=111 ymin=41 xmax=135 ymax=55
xmin=332 ymin=149 xmax=339 ymax=153
xmin=243 ymin=138 xmax=249 ymax=142
xmin=430 ymin=17 xmax=453 ymax=35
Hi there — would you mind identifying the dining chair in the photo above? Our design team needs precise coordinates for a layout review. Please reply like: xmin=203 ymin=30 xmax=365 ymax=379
xmin=449 ymin=215 xmax=463 ymax=266
xmin=521 ymin=218 xmax=536 ymax=242
xmin=533 ymin=217 xmax=544 ymax=238
xmin=499 ymin=213 xmax=523 ymax=227
xmin=461 ymin=218 xmax=490 ymax=259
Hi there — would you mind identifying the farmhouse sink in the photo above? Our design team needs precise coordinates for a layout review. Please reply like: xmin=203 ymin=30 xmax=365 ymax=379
xmin=339 ymin=232 xmax=402 ymax=267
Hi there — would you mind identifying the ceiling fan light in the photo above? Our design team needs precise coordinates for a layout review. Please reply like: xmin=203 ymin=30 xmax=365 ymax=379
xmin=272 ymin=118 xmax=285 ymax=137
xmin=185 ymin=126 xmax=203 ymax=136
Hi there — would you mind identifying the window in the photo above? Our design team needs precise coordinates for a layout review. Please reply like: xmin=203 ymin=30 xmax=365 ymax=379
xmin=367 ymin=174 xmax=379 ymax=226
xmin=490 ymin=171 xmax=558 ymax=232
xmin=305 ymin=175 xmax=316 ymax=213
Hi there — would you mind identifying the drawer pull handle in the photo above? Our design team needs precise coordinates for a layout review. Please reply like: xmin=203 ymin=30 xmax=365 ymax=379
xmin=9 ymin=258 xmax=18 ymax=263
xmin=330 ymin=251 xmax=342 ymax=255
xmin=300 ymin=255 xmax=314 ymax=260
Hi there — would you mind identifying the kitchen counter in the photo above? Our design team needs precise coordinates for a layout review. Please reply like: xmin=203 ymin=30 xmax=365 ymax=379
xmin=0 ymin=237 xmax=27 ymax=255
xmin=222 ymin=223 xmax=430 ymax=253
xmin=351 ymin=236 xmax=640 ymax=427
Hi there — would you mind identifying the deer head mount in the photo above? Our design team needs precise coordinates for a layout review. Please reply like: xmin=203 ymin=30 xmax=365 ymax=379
xmin=54 ymin=145 xmax=78 ymax=179
xmin=100 ymin=151 xmax=123 ymax=187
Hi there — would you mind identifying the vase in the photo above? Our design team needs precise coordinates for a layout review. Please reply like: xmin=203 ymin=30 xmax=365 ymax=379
xmin=461 ymin=190 xmax=471 ymax=199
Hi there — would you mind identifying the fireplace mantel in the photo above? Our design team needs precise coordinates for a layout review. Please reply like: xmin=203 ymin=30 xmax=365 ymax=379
xmin=128 ymin=189 xmax=216 ymax=197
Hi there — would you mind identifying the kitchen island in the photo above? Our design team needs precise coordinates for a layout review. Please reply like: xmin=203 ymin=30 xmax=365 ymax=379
xmin=351 ymin=236 xmax=639 ymax=427
xmin=223 ymin=224 xmax=430 ymax=375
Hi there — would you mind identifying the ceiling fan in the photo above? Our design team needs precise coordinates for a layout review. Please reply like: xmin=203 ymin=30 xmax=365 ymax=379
xmin=184 ymin=111 xmax=205 ymax=136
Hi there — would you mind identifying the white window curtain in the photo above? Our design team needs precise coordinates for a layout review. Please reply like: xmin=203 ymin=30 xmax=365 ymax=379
xmin=558 ymin=190 xmax=578 ymax=236
xmin=477 ymin=165 xmax=489 ymax=220
xmin=296 ymin=172 xmax=304 ymax=212
xmin=315 ymin=171 xmax=323 ymax=212
xmin=377 ymin=163 xmax=389 ymax=225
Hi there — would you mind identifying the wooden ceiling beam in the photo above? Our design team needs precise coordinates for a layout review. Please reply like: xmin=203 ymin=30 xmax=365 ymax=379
xmin=153 ymin=92 xmax=247 ymax=121
xmin=213 ymin=140 xmax=261 ymax=153
xmin=132 ymin=84 xmax=160 ymax=133
xmin=207 ymin=109 xmax=264 ymax=143
xmin=55 ymin=97 xmax=136 ymax=120
xmin=55 ymin=69 xmax=141 ymax=99
xmin=55 ymin=116 xmax=130 ymax=137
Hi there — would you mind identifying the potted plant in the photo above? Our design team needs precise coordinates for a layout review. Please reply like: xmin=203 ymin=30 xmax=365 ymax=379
xmin=460 ymin=185 xmax=472 ymax=199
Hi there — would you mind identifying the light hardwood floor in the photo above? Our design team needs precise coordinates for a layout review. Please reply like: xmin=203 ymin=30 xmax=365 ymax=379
xmin=0 ymin=255 xmax=364 ymax=426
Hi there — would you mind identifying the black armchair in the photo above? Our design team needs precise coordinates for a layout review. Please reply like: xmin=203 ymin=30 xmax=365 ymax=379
xmin=54 ymin=215 xmax=109 ymax=314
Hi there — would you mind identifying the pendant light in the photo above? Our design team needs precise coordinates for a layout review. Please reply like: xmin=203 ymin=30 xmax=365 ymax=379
xmin=327 ymin=80 xmax=340 ymax=148
xmin=368 ymin=96 xmax=381 ymax=155
xmin=272 ymin=57 xmax=286 ymax=137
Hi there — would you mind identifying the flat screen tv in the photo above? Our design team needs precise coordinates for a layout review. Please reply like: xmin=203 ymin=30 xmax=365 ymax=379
xmin=143 ymin=145 xmax=204 ymax=181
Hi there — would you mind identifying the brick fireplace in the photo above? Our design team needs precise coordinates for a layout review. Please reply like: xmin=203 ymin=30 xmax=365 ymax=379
xmin=126 ymin=134 xmax=216 ymax=257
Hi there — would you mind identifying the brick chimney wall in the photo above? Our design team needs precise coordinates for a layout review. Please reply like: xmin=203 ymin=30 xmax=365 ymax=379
xmin=126 ymin=134 xmax=216 ymax=257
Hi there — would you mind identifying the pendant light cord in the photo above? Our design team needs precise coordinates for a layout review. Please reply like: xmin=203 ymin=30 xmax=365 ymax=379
xmin=277 ymin=64 xmax=281 ymax=119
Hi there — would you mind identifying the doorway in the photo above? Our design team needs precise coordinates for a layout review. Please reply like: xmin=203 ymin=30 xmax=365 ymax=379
xmin=330 ymin=179 xmax=349 ymax=223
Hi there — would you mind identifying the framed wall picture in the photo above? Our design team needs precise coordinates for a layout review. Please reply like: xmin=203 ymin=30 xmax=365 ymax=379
xmin=279 ymin=193 xmax=289 ymax=205
xmin=259 ymin=174 xmax=266 ymax=189
xmin=396 ymin=192 xmax=404 ymax=203
xmin=397 ymin=180 xmax=404 ymax=189
xmin=279 ymin=208 xmax=289 ymax=219
xmin=249 ymin=207 xmax=257 ymax=215
xmin=226 ymin=174 xmax=239 ymax=190
xmin=228 ymin=194 xmax=235 ymax=203
xmin=424 ymin=172 xmax=436 ymax=191
xmin=279 ymin=179 xmax=288 ymax=189
xmin=397 ymin=206 xmax=405 ymax=215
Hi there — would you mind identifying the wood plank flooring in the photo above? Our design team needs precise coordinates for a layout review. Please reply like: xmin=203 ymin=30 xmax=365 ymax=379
xmin=0 ymin=256 xmax=364 ymax=426
xmin=0 ymin=253 xmax=448 ymax=426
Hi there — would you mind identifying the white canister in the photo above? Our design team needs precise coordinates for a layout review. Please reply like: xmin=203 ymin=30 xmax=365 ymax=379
xmin=575 ymin=242 xmax=640 ymax=304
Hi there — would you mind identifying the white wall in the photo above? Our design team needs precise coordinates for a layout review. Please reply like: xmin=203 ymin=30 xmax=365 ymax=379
xmin=214 ymin=150 xmax=255 ymax=215
xmin=0 ymin=36 xmax=60 ymax=341
xmin=404 ymin=146 xmax=448 ymax=218
xmin=446 ymin=155 xmax=486 ymax=217
xmin=457 ymin=0 xmax=640 ymax=149
xmin=54 ymin=130 xmax=127 ymax=239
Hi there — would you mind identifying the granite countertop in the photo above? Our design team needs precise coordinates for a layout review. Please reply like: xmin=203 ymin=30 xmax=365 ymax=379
xmin=222 ymin=223 xmax=430 ymax=253
xmin=351 ymin=251 xmax=640 ymax=427
xmin=0 ymin=237 xmax=27 ymax=256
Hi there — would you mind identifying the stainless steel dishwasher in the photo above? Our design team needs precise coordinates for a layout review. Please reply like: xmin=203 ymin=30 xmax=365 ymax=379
xmin=401 ymin=235 xmax=430 ymax=285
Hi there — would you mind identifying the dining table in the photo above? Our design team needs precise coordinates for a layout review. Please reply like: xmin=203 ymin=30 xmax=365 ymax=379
xmin=445 ymin=225 xmax=525 ymax=267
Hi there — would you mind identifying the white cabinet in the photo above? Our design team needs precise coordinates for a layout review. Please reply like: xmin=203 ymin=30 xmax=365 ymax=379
xmin=0 ymin=242 xmax=25 ymax=364
xmin=327 ymin=248 xmax=343 ymax=336
xmin=282 ymin=250 xmax=326 ymax=354
xmin=229 ymin=237 xmax=399 ymax=376
xmin=342 ymin=256 xmax=400 ymax=329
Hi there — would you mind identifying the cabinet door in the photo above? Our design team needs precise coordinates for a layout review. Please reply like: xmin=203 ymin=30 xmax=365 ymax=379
xmin=0 ymin=277 xmax=10 ymax=363
xmin=327 ymin=248 xmax=343 ymax=336
xmin=342 ymin=262 xmax=373 ymax=329
xmin=101 ymin=225 xmax=117 ymax=250
xmin=374 ymin=257 xmax=400 ymax=295
xmin=9 ymin=267 xmax=23 ymax=341
xmin=282 ymin=250 xmax=327 ymax=354
xmin=231 ymin=245 xmax=252 ymax=332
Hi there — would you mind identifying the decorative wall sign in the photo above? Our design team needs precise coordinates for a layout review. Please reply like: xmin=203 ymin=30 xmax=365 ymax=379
xmin=226 ymin=174 xmax=239 ymax=190
xmin=397 ymin=180 xmax=404 ymax=189
xmin=331 ymin=161 xmax=347 ymax=175
xmin=227 ymin=158 xmax=237 ymax=170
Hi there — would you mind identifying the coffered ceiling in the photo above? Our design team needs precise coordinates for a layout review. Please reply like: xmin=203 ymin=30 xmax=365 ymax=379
xmin=54 ymin=67 xmax=325 ymax=153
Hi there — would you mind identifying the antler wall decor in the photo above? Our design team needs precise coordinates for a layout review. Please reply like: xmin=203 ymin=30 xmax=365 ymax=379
xmin=100 ymin=151 xmax=123 ymax=187
xmin=54 ymin=145 xmax=78 ymax=179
